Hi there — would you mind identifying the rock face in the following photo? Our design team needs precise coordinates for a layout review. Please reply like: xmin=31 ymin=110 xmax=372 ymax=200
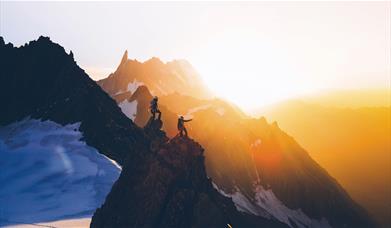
xmin=0 ymin=36 xmax=147 ymax=166
xmin=91 ymin=120 xmax=286 ymax=228
xmin=98 ymin=51 xmax=213 ymax=99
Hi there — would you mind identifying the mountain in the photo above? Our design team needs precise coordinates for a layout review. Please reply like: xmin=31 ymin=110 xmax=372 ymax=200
xmin=0 ymin=37 xmax=287 ymax=227
xmin=0 ymin=36 xmax=150 ymax=225
xmin=97 ymin=51 xmax=213 ymax=99
xmin=91 ymin=122 xmax=285 ymax=228
xmin=0 ymin=36 xmax=147 ymax=166
xmin=162 ymin=95 xmax=377 ymax=228
xmin=258 ymin=100 xmax=391 ymax=227
xmin=99 ymin=74 xmax=377 ymax=227
xmin=1 ymin=37 xmax=378 ymax=227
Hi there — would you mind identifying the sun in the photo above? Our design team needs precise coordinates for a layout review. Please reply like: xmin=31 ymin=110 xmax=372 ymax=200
xmin=191 ymin=31 xmax=313 ymax=112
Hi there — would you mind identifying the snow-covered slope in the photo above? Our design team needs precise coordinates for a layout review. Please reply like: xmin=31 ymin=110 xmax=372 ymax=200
xmin=118 ymin=100 xmax=138 ymax=121
xmin=0 ymin=119 xmax=121 ymax=226
xmin=212 ymin=183 xmax=331 ymax=228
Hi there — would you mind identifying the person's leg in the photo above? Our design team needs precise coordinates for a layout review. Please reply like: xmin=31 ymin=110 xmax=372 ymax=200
xmin=184 ymin=127 xmax=188 ymax=137
xmin=157 ymin=110 xmax=162 ymax=120
xmin=179 ymin=129 xmax=183 ymax=137
xmin=151 ymin=109 xmax=156 ymax=119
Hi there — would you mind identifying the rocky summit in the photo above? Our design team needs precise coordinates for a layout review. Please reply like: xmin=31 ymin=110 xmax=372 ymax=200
xmin=91 ymin=118 xmax=286 ymax=228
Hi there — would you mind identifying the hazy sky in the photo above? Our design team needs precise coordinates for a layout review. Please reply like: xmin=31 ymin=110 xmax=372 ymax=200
xmin=1 ymin=1 xmax=390 ymax=109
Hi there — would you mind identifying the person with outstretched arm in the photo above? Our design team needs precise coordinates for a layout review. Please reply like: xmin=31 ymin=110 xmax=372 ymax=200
xmin=177 ymin=116 xmax=192 ymax=137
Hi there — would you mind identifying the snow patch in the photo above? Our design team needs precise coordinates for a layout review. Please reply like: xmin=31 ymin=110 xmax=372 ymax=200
xmin=118 ymin=100 xmax=138 ymax=121
xmin=212 ymin=183 xmax=271 ymax=218
xmin=212 ymin=182 xmax=331 ymax=228
xmin=127 ymin=79 xmax=144 ymax=94
xmin=0 ymin=119 xmax=121 ymax=226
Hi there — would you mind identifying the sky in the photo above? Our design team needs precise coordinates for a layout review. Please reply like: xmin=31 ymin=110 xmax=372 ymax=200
xmin=1 ymin=1 xmax=390 ymax=110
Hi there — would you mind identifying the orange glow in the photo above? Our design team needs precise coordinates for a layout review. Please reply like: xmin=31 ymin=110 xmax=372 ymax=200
xmin=251 ymin=139 xmax=283 ymax=173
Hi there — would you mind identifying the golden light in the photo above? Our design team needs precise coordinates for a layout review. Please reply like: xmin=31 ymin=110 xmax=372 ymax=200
xmin=192 ymin=30 xmax=316 ymax=111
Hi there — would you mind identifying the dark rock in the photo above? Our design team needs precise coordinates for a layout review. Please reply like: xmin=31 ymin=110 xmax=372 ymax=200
xmin=91 ymin=136 xmax=286 ymax=228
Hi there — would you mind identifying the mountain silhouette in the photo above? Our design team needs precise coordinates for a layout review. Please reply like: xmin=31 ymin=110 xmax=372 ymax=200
xmin=98 ymin=50 xmax=213 ymax=100
xmin=0 ymin=36 xmax=148 ymax=166
xmin=0 ymin=36 xmax=149 ymax=225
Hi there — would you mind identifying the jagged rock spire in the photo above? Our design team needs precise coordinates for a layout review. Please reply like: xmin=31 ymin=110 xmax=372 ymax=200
xmin=120 ymin=50 xmax=128 ymax=66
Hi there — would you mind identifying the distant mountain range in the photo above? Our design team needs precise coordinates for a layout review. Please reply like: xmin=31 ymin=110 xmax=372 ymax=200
xmin=98 ymin=50 xmax=213 ymax=100
xmin=0 ymin=37 xmax=378 ymax=228
xmin=258 ymin=100 xmax=391 ymax=227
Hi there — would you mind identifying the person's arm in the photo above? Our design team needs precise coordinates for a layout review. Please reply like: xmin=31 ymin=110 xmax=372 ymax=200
xmin=184 ymin=119 xmax=192 ymax=122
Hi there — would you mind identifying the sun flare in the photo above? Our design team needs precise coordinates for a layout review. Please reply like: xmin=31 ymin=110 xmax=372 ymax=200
xmin=192 ymin=31 xmax=315 ymax=111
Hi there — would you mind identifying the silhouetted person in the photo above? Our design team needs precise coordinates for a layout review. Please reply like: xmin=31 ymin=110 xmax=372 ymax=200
xmin=150 ymin=96 xmax=161 ymax=120
xmin=178 ymin=116 xmax=192 ymax=137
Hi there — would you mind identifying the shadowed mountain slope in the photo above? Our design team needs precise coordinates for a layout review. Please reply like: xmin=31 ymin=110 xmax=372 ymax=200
xmin=0 ymin=36 xmax=148 ymax=165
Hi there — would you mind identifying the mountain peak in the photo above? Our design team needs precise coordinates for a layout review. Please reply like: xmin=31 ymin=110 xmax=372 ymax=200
xmin=0 ymin=36 xmax=13 ymax=49
xmin=37 ymin=35 xmax=52 ymax=43
xmin=120 ymin=50 xmax=128 ymax=65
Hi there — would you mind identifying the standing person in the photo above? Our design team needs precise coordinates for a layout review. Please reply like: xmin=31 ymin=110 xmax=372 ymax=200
xmin=177 ymin=116 xmax=192 ymax=137
xmin=150 ymin=96 xmax=161 ymax=120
